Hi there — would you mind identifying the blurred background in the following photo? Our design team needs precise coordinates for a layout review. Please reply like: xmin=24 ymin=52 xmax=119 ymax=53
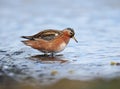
xmin=0 ymin=0 xmax=120 ymax=89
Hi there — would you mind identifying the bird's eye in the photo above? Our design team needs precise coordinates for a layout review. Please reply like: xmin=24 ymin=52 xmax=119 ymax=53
xmin=70 ymin=32 xmax=73 ymax=35
xmin=69 ymin=32 xmax=74 ymax=37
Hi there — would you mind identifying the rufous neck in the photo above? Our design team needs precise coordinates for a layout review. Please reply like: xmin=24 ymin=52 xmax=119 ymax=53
xmin=62 ymin=35 xmax=70 ymax=44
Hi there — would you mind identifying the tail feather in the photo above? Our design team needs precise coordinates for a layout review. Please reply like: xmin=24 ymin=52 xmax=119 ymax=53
xmin=21 ymin=40 xmax=39 ymax=49
xmin=21 ymin=40 xmax=32 ymax=46
xmin=21 ymin=36 xmax=33 ymax=40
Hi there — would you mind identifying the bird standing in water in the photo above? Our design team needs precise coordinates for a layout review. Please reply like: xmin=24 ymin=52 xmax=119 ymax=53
xmin=21 ymin=28 xmax=78 ymax=56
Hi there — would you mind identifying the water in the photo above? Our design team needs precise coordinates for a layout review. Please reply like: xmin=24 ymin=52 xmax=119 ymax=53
xmin=0 ymin=0 xmax=120 ymax=88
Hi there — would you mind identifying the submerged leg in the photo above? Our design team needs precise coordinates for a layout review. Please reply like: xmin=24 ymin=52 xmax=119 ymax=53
xmin=44 ymin=53 xmax=49 ymax=56
xmin=51 ymin=53 xmax=55 ymax=57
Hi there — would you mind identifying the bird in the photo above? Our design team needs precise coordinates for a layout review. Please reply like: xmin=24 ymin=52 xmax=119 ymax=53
xmin=21 ymin=28 xmax=78 ymax=56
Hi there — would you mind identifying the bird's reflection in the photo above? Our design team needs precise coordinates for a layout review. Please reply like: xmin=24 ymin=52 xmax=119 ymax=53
xmin=29 ymin=54 xmax=69 ymax=63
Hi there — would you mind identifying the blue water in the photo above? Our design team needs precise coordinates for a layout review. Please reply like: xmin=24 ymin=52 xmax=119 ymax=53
xmin=0 ymin=0 xmax=120 ymax=85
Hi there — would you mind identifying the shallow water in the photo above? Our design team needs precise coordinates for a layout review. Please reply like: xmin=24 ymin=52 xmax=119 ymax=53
xmin=0 ymin=0 xmax=120 ymax=89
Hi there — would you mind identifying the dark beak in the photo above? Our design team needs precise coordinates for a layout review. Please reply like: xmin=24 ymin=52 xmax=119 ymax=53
xmin=72 ymin=36 xmax=78 ymax=43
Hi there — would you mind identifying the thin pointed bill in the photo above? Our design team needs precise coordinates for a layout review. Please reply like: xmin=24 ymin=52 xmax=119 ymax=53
xmin=72 ymin=36 xmax=78 ymax=43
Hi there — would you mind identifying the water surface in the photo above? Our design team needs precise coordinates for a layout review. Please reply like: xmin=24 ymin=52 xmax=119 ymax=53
xmin=0 ymin=0 xmax=120 ymax=89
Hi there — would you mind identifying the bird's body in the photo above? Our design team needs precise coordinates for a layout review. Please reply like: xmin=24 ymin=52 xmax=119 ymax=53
xmin=21 ymin=28 xmax=78 ymax=56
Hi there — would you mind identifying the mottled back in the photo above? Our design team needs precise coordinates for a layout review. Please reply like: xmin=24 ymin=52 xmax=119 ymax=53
xmin=21 ymin=29 xmax=62 ymax=41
